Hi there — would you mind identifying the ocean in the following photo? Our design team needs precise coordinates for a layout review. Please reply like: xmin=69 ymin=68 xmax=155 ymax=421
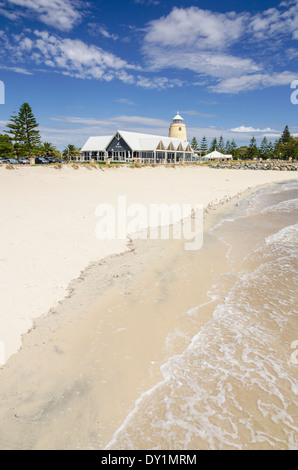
xmin=105 ymin=179 xmax=298 ymax=450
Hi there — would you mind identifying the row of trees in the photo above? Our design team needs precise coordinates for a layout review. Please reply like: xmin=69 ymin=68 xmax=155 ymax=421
xmin=0 ymin=102 xmax=80 ymax=160
xmin=191 ymin=126 xmax=298 ymax=160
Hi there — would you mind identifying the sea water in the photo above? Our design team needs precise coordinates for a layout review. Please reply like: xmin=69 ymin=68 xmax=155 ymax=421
xmin=106 ymin=180 xmax=298 ymax=450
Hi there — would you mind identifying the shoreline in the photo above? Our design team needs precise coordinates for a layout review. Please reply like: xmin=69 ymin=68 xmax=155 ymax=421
xmin=0 ymin=174 xmax=297 ymax=449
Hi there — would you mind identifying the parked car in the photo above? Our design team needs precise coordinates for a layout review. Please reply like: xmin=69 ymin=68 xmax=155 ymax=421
xmin=35 ymin=157 xmax=48 ymax=164
xmin=0 ymin=158 xmax=7 ymax=164
xmin=19 ymin=158 xmax=30 ymax=164
xmin=6 ymin=159 xmax=19 ymax=164
xmin=44 ymin=157 xmax=55 ymax=163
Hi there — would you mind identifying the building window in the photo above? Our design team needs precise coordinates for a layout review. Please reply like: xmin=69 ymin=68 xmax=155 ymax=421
xmin=141 ymin=152 xmax=153 ymax=159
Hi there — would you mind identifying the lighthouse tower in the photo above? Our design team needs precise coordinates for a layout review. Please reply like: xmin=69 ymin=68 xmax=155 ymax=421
xmin=168 ymin=112 xmax=187 ymax=142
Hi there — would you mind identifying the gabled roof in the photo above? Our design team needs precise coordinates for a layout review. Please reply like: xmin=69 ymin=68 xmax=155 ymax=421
xmin=81 ymin=135 xmax=113 ymax=152
xmin=81 ymin=130 xmax=192 ymax=153
xmin=116 ymin=131 xmax=191 ymax=151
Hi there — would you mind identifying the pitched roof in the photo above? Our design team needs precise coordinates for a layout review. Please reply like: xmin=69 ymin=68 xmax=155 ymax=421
xmin=81 ymin=130 xmax=192 ymax=152
xmin=80 ymin=135 xmax=113 ymax=152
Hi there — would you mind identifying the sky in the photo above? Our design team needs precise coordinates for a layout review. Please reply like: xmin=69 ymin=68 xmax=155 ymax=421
xmin=0 ymin=0 xmax=297 ymax=150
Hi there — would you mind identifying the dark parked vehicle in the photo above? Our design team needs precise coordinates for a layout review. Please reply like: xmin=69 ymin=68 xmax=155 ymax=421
xmin=44 ymin=157 xmax=55 ymax=163
xmin=35 ymin=157 xmax=48 ymax=164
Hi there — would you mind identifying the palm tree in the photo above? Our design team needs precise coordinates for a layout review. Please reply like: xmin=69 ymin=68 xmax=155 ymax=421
xmin=62 ymin=144 xmax=80 ymax=160
xmin=42 ymin=142 xmax=57 ymax=157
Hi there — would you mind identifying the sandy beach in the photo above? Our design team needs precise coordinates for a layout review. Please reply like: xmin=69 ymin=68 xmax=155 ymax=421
xmin=0 ymin=164 xmax=297 ymax=450
xmin=0 ymin=164 xmax=297 ymax=365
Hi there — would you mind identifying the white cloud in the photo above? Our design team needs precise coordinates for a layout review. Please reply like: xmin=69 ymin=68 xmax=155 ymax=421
xmin=211 ymin=71 xmax=297 ymax=94
xmin=248 ymin=1 xmax=298 ymax=40
xmin=88 ymin=23 xmax=119 ymax=41
xmin=141 ymin=4 xmax=298 ymax=93
xmin=3 ymin=0 xmax=82 ymax=31
xmin=0 ymin=30 xmax=182 ymax=89
xmin=136 ymin=75 xmax=184 ymax=89
xmin=115 ymin=98 xmax=136 ymax=105
xmin=2 ymin=30 xmax=139 ymax=82
xmin=0 ymin=64 xmax=32 ymax=74
xmin=231 ymin=126 xmax=276 ymax=133
xmin=143 ymin=46 xmax=260 ymax=79
xmin=144 ymin=7 xmax=245 ymax=50
xmin=50 ymin=114 xmax=170 ymax=129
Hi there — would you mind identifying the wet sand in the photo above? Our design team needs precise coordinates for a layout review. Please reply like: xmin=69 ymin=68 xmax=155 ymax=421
xmin=0 ymin=186 xmax=257 ymax=450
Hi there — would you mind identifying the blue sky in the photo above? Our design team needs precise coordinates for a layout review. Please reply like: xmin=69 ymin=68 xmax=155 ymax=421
xmin=0 ymin=0 xmax=297 ymax=150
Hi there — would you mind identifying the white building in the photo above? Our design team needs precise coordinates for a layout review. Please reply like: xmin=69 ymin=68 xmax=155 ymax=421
xmin=79 ymin=115 xmax=194 ymax=164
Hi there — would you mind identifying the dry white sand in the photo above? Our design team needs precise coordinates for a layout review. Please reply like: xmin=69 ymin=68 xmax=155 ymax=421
xmin=0 ymin=164 xmax=297 ymax=365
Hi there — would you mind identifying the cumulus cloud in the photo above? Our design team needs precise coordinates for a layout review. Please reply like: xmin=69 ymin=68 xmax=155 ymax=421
xmin=0 ymin=29 xmax=188 ymax=90
xmin=2 ymin=0 xmax=82 ymax=31
xmin=1 ymin=2 xmax=297 ymax=94
xmin=1 ymin=30 xmax=138 ymax=81
xmin=144 ymin=7 xmax=246 ymax=50
xmin=142 ymin=4 xmax=298 ymax=93
xmin=248 ymin=1 xmax=298 ymax=40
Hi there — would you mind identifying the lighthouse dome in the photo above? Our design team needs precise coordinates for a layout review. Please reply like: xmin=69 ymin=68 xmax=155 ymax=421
xmin=172 ymin=112 xmax=183 ymax=123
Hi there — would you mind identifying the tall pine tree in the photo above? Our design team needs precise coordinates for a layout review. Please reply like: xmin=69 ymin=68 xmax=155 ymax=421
xmin=218 ymin=135 xmax=225 ymax=153
xmin=247 ymin=136 xmax=259 ymax=159
xmin=260 ymin=136 xmax=269 ymax=159
xmin=6 ymin=103 xmax=41 ymax=158
xmin=279 ymin=125 xmax=291 ymax=144
xmin=5 ymin=111 xmax=22 ymax=158
xmin=209 ymin=138 xmax=218 ymax=152
xmin=200 ymin=136 xmax=208 ymax=154
xmin=18 ymin=103 xmax=41 ymax=157
xmin=191 ymin=137 xmax=199 ymax=152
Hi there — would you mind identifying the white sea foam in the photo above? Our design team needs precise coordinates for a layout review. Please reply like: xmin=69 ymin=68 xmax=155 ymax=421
xmin=265 ymin=222 xmax=298 ymax=246
xmin=262 ymin=198 xmax=298 ymax=215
